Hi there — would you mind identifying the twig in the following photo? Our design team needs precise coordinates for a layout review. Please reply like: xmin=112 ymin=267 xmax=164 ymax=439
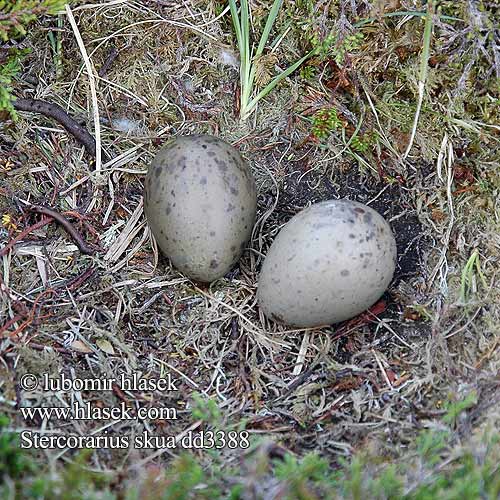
xmin=274 ymin=362 xmax=319 ymax=402
xmin=98 ymin=45 xmax=118 ymax=77
xmin=1 ymin=288 xmax=54 ymax=338
xmin=29 ymin=205 xmax=96 ymax=255
xmin=0 ymin=315 xmax=25 ymax=335
xmin=0 ymin=217 xmax=52 ymax=257
xmin=111 ymin=382 xmax=129 ymax=403
xmin=25 ymin=342 xmax=70 ymax=354
xmin=330 ymin=300 xmax=387 ymax=342
xmin=64 ymin=267 xmax=96 ymax=291
xmin=12 ymin=98 xmax=96 ymax=157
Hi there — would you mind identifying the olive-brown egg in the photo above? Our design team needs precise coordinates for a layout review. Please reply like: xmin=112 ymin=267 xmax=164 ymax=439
xmin=257 ymin=200 xmax=397 ymax=327
xmin=144 ymin=135 xmax=257 ymax=282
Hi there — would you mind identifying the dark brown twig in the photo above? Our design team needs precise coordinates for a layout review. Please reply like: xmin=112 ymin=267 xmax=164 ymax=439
xmin=63 ymin=267 xmax=96 ymax=291
xmin=0 ymin=217 xmax=52 ymax=257
xmin=112 ymin=382 xmax=129 ymax=403
xmin=29 ymin=205 xmax=96 ymax=255
xmin=0 ymin=288 xmax=54 ymax=338
xmin=25 ymin=342 xmax=70 ymax=354
xmin=13 ymin=98 xmax=96 ymax=157
xmin=98 ymin=46 xmax=119 ymax=77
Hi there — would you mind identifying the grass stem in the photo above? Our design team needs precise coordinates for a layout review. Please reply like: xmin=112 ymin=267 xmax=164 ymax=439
xmin=403 ymin=0 xmax=435 ymax=159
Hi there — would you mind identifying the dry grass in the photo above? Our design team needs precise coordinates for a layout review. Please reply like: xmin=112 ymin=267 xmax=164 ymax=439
xmin=0 ymin=0 xmax=499 ymax=496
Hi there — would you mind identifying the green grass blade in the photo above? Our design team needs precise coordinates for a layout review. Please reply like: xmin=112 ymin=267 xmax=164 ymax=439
xmin=230 ymin=0 xmax=309 ymax=120
xmin=344 ymin=115 xmax=364 ymax=148
xmin=246 ymin=0 xmax=283 ymax=106
xmin=240 ymin=0 xmax=251 ymax=101
xmin=229 ymin=0 xmax=242 ymax=54
xmin=240 ymin=0 xmax=250 ymax=64
xmin=229 ymin=0 xmax=245 ymax=92
xmin=474 ymin=256 xmax=488 ymax=289
xmin=353 ymin=10 xmax=461 ymax=27
xmin=230 ymin=0 xmax=252 ymax=111
xmin=459 ymin=259 xmax=473 ymax=302
xmin=460 ymin=250 xmax=481 ymax=302
xmin=418 ymin=2 xmax=435 ymax=85
xmin=255 ymin=0 xmax=283 ymax=58
xmin=244 ymin=49 xmax=315 ymax=119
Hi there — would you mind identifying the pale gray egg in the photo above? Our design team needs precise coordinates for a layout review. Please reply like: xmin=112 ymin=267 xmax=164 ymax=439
xmin=144 ymin=135 xmax=257 ymax=282
xmin=257 ymin=199 xmax=397 ymax=327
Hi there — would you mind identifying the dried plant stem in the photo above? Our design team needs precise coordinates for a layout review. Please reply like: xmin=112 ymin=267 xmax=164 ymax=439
xmin=65 ymin=4 xmax=102 ymax=171
xmin=0 ymin=217 xmax=52 ymax=257
xmin=403 ymin=0 xmax=435 ymax=159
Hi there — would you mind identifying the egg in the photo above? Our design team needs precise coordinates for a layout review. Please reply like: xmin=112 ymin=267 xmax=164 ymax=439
xmin=144 ymin=135 xmax=257 ymax=282
xmin=257 ymin=200 xmax=397 ymax=327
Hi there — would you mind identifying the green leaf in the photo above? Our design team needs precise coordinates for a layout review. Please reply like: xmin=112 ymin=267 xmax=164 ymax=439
xmin=244 ymin=49 xmax=315 ymax=119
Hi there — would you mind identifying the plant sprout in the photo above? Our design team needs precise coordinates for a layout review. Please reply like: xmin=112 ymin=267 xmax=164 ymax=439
xmin=229 ymin=0 xmax=314 ymax=121
xmin=459 ymin=249 xmax=487 ymax=303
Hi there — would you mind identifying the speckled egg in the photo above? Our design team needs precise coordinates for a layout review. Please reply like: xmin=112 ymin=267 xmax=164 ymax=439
xmin=144 ymin=135 xmax=257 ymax=282
xmin=257 ymin=199 xmax=397 ymax=327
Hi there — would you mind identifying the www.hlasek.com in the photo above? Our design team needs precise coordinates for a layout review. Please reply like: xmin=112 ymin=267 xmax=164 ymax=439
xmin=20 ymin=401 xmax=178 ymax=422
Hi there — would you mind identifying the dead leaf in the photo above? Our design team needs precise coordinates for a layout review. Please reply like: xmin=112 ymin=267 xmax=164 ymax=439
xmin=71 ymin=339 xmax=92 ymax=353
xmin=96 ymin=338 xmax=115 ymax=355
xmin=35 ymin=255 xmax=48 ymax=286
